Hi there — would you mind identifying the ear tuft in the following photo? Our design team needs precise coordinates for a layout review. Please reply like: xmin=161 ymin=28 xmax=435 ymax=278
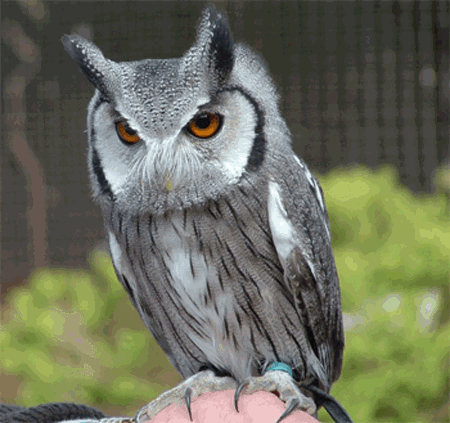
xmin=197 ymin=6 xmax=234 ymax=84
xmin=62 ymin=34 xmax=115 ymax=95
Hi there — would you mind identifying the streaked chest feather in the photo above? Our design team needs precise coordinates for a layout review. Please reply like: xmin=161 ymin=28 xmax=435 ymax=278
xmin=108 ymin=182 xmax=302 ymax=380
xmin=152 ymin=210 xmax=263 ymax=377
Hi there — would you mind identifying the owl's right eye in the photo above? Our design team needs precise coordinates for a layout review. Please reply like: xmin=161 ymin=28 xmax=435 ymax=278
xmin=187 ymin=112 xmax=222 ymax=139
xmin=116 ymin=121 xmax=141 ymax=144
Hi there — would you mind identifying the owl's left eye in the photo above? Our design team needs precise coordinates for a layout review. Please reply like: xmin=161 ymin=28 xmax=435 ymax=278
xmin=116 ymin=121 xmax=141 ymax=144
xmin=187 ymin=112 xmax=222 ymax=139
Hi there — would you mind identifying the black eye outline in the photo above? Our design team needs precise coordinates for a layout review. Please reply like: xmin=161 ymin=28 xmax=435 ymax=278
xmin=115 ymin=120 xmax=141 ymax=144
xmin=186 ymin=112 xmax=223 ymax=139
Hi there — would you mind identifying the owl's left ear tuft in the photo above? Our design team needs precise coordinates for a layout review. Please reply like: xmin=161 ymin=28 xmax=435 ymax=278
xmin=62 ymin=34 xmax=117 ymax=97
xmin=197 ymin=5 xmax=235 ymax=85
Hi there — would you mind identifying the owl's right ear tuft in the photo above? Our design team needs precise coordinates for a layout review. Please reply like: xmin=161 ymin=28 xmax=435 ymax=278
xmin=195 ymin=6 xmax=235 ymax=86
xmin=62 ymin=34 xmax=115 ymax=96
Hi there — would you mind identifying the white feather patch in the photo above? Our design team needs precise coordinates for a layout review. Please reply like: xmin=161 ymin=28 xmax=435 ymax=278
xmin=107 ymin=229 xmax=136 ymax=291
xmin=268 ymin=181 xmax=318 ymax=281
xmin=268 ymin=181 xmax=297 ymax=262
xmin=218 ymin=91 xmax=257 ymax=181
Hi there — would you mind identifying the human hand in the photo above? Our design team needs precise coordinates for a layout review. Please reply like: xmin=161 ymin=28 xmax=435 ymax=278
xmin=146 ymin=390 xmax=318 ymax=423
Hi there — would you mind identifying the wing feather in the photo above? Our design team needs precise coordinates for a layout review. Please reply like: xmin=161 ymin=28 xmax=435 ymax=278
xmin=267 ymin=158 xmax=344 ymax=388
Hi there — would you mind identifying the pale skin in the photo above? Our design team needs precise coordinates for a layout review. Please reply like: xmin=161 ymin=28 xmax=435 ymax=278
xmin=146 ymin=391 xmax=319 ymax=423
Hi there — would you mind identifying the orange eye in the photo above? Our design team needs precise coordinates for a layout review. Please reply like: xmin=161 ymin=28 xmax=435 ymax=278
xmin=116 ymin=121 xmax=141 ymax=144
xmin=188 ymin=112 xmax=221 ymax=139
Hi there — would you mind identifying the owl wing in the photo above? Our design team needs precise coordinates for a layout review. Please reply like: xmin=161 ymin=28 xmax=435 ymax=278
xmin=267 ymin=155 xmax=344 ymax=389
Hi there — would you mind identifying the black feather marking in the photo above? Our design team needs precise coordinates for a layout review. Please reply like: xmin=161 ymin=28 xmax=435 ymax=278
xmin=259 ymin=252 xmax=284 ymax=275
xmin=224 ymin=242 xmax=262 ymax=297
xmin=118 ymin=212 xmax=123 ymax=233
xmin=205 ymin=6 xmax=235 ymax=83
xmin=214 ymin=200 xmax=223 ymax=217
xmin=217 ymin=267 xmax=225 ymax=290
xmin=224 ymin=319 xmax=230 ymax=339
xmin=136 ymin=216 xmax=140 ymax=237
xmin=217 ymin=86 xmax=266 ymax=172
xmin=207 ymin=205 xmax=218 ymax=220
xmin=239 ymin=227 xmax=259 ymax=257
xmin=291 ymin=254 xmax=325 ymax=361
xmin=91 ymin=144 xmax=115 ymax=202
xmin=280 ymin=319 xmax=303 ymax=362
xmin=160 ymin=256 xmax=173 ymax=280
xmin=148 ymin=215 xmax=156 ymax=245
xmin=193 ymin=221 xmax=204 ymax=253
xmin=220 ymin=257 xmax=231 ymax=279
xmin=237 ymin=187 xmax=265 ymax=222
xmin=206 ymin=280 xmax=212 ymax=300
xmin=241 ymin=288 xmax=264 ymax=334
xmin=242 ymin=287 xmax=280 ymax=361
xmin=189 ymin=252 xmax=195 ymax=279
xmin=232 ymin=333 xmax=239 ymax=349
xmin=223 ymin=198 xmax=242 ymax=226
xmin=89 ymin=96 xmax=115 ymax=202
xmin=183 ymin=209 xmax=188 ymax=230
xmin=124 ymin=226 xmax=131 ymax=258
xmin=236 ymin=311 xmax=242 ymax=329
xmin=121 ymin=274 xmax=133 ymax=297
xmin=61 ymin=34 xmax=110 ymax=95
xmin=169 ymin=219 xmax=181 ymax=238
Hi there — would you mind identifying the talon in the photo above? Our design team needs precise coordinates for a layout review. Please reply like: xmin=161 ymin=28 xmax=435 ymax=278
xmin=184 ymin=387 xmax=193 ymax=421
xmin=234 ymin=381 xmax=249 ymax=413
xmin=275 ymin=398 xmax=300 ymax=423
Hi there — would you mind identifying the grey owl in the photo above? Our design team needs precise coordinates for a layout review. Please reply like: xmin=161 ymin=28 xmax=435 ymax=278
xmin=63 ymin=6 xmax=350 ymax=423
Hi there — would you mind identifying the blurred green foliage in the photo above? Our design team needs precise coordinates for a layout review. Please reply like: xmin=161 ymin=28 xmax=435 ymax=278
xmin=1 ymin=166 xmax=448 ymax=422
xmin=0 ymin=250 xmax=178 ymax=414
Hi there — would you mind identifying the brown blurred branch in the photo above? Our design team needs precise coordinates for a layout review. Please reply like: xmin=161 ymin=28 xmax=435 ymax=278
xmin=2 ymin=13 xmax=47 ymax=269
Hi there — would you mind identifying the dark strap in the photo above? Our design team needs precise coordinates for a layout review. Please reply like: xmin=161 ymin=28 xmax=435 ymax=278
xmin=0 ymin=403 xmax=105 ymax=423
xmin=303 ymin=384 xmax=353 ymax=423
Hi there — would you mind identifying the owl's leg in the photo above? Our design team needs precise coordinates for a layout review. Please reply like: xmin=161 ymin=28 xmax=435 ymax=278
xmin=234 ymin=364 xmax=317 ymax=423
xmin=135 ymin=370 xmax=237 ymax=422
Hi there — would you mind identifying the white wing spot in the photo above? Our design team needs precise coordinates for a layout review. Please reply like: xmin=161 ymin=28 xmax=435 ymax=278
xmin=268 ymin=181 xmax=297 ymax=262
xmin=107 ymin=229 xmax=137 ymax=291
xmin=268 ymin=181 xmax=319 ymax=280
xmin=293 ymin=155 xmax=305 ymax=169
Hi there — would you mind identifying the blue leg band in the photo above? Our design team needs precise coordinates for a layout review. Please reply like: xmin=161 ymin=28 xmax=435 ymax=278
xmin=266 ymin=362 xmax=293 ymax=377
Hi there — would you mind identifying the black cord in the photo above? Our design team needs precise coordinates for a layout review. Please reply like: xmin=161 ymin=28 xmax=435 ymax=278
xmin=0 ymin=403 xmax=105 ymax=423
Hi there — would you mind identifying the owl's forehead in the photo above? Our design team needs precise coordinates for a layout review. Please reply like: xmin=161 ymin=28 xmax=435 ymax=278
xmin=117 ymin=58 xmax=204 ymax=132
xmin=125 ymin=59 xmax=200 ymax=99
xmin=124 ymin=59 xmax=202 ymax=113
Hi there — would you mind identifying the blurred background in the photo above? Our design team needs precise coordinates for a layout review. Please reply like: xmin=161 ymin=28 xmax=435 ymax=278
xmin=1 ymin=1 xmax=449 ymax=422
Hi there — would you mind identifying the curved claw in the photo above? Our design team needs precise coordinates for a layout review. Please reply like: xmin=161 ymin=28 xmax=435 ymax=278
xmin=184 ymin=387 xmax=193 ymax=421
xmin=234 ymin=381 xmax=249 ymax=413
xmin=275 ymin=398 xmax=300 ymax=423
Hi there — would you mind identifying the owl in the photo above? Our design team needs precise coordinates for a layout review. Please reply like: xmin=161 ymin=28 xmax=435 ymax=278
xmin=63 ymin=6 xmax=349 ymax=423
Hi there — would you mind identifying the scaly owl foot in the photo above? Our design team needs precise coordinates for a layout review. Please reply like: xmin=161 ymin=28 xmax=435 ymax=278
xmin=135 ymin=370 xmax=237 ymax=422
xmin=234 ymin=370 xmax=317 ymax=423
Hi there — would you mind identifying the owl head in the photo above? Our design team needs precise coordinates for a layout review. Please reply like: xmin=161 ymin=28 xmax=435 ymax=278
xmin=62 ymin=6 xmax=288 ymax=215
